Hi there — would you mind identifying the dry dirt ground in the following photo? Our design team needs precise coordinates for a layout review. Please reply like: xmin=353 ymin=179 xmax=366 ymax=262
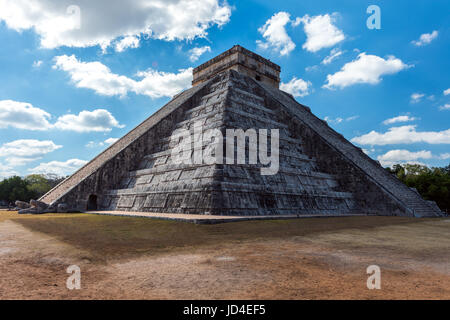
xmin=0 ymin=211 xmax=449 ymax=299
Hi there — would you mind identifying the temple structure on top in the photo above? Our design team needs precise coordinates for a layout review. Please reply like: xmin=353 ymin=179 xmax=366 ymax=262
xmin=39 ymin=45 xmax=443 ymax=218
xmin=192 ymin=45 xmax=280 ymax=88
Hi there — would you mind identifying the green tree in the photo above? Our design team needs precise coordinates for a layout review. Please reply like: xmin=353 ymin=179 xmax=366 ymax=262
xmin=0 ymin=176 xmax=35 ymax=203
xmin=25 ymin=174 xmax=52 ymax=196
xmin=0 ymin=174 xmax=61 ymax=204
xmin=386 ymin=163 xmax=450 ymax=212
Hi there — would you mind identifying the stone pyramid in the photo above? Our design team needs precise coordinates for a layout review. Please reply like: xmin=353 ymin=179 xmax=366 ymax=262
xmin=39 ymin=45 xmax=442 ymax=217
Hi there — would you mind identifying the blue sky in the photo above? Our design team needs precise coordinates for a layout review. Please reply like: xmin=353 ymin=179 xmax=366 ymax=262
xmin=0 ymin=0 xmax=449 ymax=178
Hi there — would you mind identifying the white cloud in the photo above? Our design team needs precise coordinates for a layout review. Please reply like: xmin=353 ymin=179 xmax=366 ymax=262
xmin=28 ymin=159 xmax=88 ymax=176
xmin=383 ymin=115 xmax=418 ymax=125
xmin=444 ymin=88 xmax=450 ymax=96
xmin=189 ymin=46 xmax=211 ymax=62
xmin=0 ymin=100 xmax=53 ymax=130
xmin=324 ymin=115 xmax=359 ymax=124
xmin=346 ymin=115 xmax=359 ymax=121
xmin=322 ymin=48 xmax=344 ymax=65
xmin=134 ymin=68 xmax=193 ymax=98
xmin=410 ymin=93 xmax=425 ymax=103
xmin=104 ymin=138 xmax=119 ymax=145
xmin=86 ymin=137 xmax=119 ymax=148
xmin=0 ymin=100 xmax=123 ymax=133
xmin=53 ymin=55 xmax=135 ymax=97
xmin=280 ymin=77 xmax=311 ymax=97
xmin=0 ymin=139 xmax=62 ymax=158
xmin=0 ymin=162 xmax=18 ymax=179
xmin=324 ymin=53 xmax=411 ymax=89
xmin=0 ymin=139 xmax=62 ymax=170
xmin=54 ymin=54 xmax=193 ymax=98
xmin=305 ymin=65 xmax=319 ymax=72
xmin=351 ymin=125 xmax=450 ymax=145
xmin=440 ymin=153 xmax=450 ymax=160
xmin=256 ymin=12 xmax=297 ymax=56
xmin=439 ymin=104 xmax=450 ymax=111
xmin=377 ymin=149 xmax=432 ymax=167
xmin=412 ymin=30 xmax=438 ymax=46
xmin=4 ymin=157 xmax=41 ymax=167
xmin=324 ymin=116 xmax=343 ymax=124
xmin=299 ymin=14 xmax=345 ymax=52
xmin=114 ymin=35 xmax=140 ymax=52
xmin=362 ymin=148 xmax=375 ymax=155
xmin=0 ymin=0 xmax=231 ymax=50
xmin=86 ymin=141 xmax=101 ymax=148
xmin=54 ymin=109 xmax=124 ymax=133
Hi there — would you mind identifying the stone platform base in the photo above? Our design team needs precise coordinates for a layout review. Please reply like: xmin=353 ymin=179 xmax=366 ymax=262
xmin=86 ymin=210 xmax=362 ymax=224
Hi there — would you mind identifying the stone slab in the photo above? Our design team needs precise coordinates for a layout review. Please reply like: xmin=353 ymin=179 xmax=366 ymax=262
xmin=86 ymin=210 xmax=362 ymax=224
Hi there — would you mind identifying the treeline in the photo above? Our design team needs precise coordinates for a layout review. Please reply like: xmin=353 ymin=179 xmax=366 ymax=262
xmin=0 ymin=174 xmax=66 ymax=205
xmin=386 ymin=163 xmax=450 ymax=213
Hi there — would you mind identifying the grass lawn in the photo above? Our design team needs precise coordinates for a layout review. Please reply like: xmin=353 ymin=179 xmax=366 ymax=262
xmin=8 ymin=211 xmax=447 ymax=262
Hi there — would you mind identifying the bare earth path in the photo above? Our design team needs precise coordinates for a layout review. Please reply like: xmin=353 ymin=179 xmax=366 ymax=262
xmin=0 ymin=212 xmax=449 ymax=299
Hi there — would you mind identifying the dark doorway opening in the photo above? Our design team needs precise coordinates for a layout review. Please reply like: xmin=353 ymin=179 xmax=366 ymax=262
xmin=87 ymin=194 xmax=98 ymax=211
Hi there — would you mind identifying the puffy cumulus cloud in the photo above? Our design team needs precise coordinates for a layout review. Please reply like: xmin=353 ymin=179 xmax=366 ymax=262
xmin=134 ymin=68 xmax=193 ymax=98
xmin=444 ymin=88 xmax=450 ymax=96
xmin=54 ymin=54 xmax=193 ymax=98
xmin=28 ymin=159 xmax=88 ymax=176
xmin=280 ymin=77 xmax=311 ymax=97
xmin=256 ymin=12 xmax=298 ymax=56
xmin=440 ymin=153 xmax=450 ymax=160
xmin=4 ymin=157 xmax=41 ymax=167
xmin=324 ymin=53 xmax=411 ymax=90
xmin=439 ymin=104 xmax=450 ymax=111
xmin=0 ymin=162 xmax=18 ymax=179
xmin=53 ymin=55 xmax=135 ymax=96
xmin=0 ymin=100 xmax=124 ymax=133
xmin=299 ymin=14 xmax=345 ymax=53
xmin=0 ymin=100 xmax=53 ymax=130
xmin=377 ymin=149 xmax=432 ymax=167
xmin=114 ymin=35 xmax=140 ymax=52
xmin=189 ymin=46 xmax=211 ymax=62
xmin=54 ymin=109 xmax=124 ymax=133
xmin=412 ymin=30 xmax=438 ymax=46
xmin=321 ymin=48 xmax=344 ymax=65
xmin=0 ymin=139 xmax=62 ymax=158
xmin=383 ymin=115 xmax=418 ymax=125
xmin=351 ymin=125 xmax=450 ymax=145
xmin=0 ymin=139 xmax=62 ymax=171
xmin=0 ymin=0 xmax=232 ymax=50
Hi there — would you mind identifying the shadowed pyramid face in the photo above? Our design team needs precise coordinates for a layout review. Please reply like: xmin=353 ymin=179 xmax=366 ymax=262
xmin=40 ymin=47 xmax=442 ymax=217
xmin=169 ymin=118 xmax=280 ymax=175
xmin=99 ymin=70 xmax=357 ymax=215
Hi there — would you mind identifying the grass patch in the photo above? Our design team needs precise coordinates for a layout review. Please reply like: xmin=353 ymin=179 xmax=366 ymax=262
xmin=0 ymin=210 xmax=90 ymax=223
xmin=11 ymin=213 xmax=434 ymax=262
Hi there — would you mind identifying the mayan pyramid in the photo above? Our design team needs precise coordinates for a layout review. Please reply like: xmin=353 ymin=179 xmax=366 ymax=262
xmin=39 ymin=45 xmax=442 ymax=217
